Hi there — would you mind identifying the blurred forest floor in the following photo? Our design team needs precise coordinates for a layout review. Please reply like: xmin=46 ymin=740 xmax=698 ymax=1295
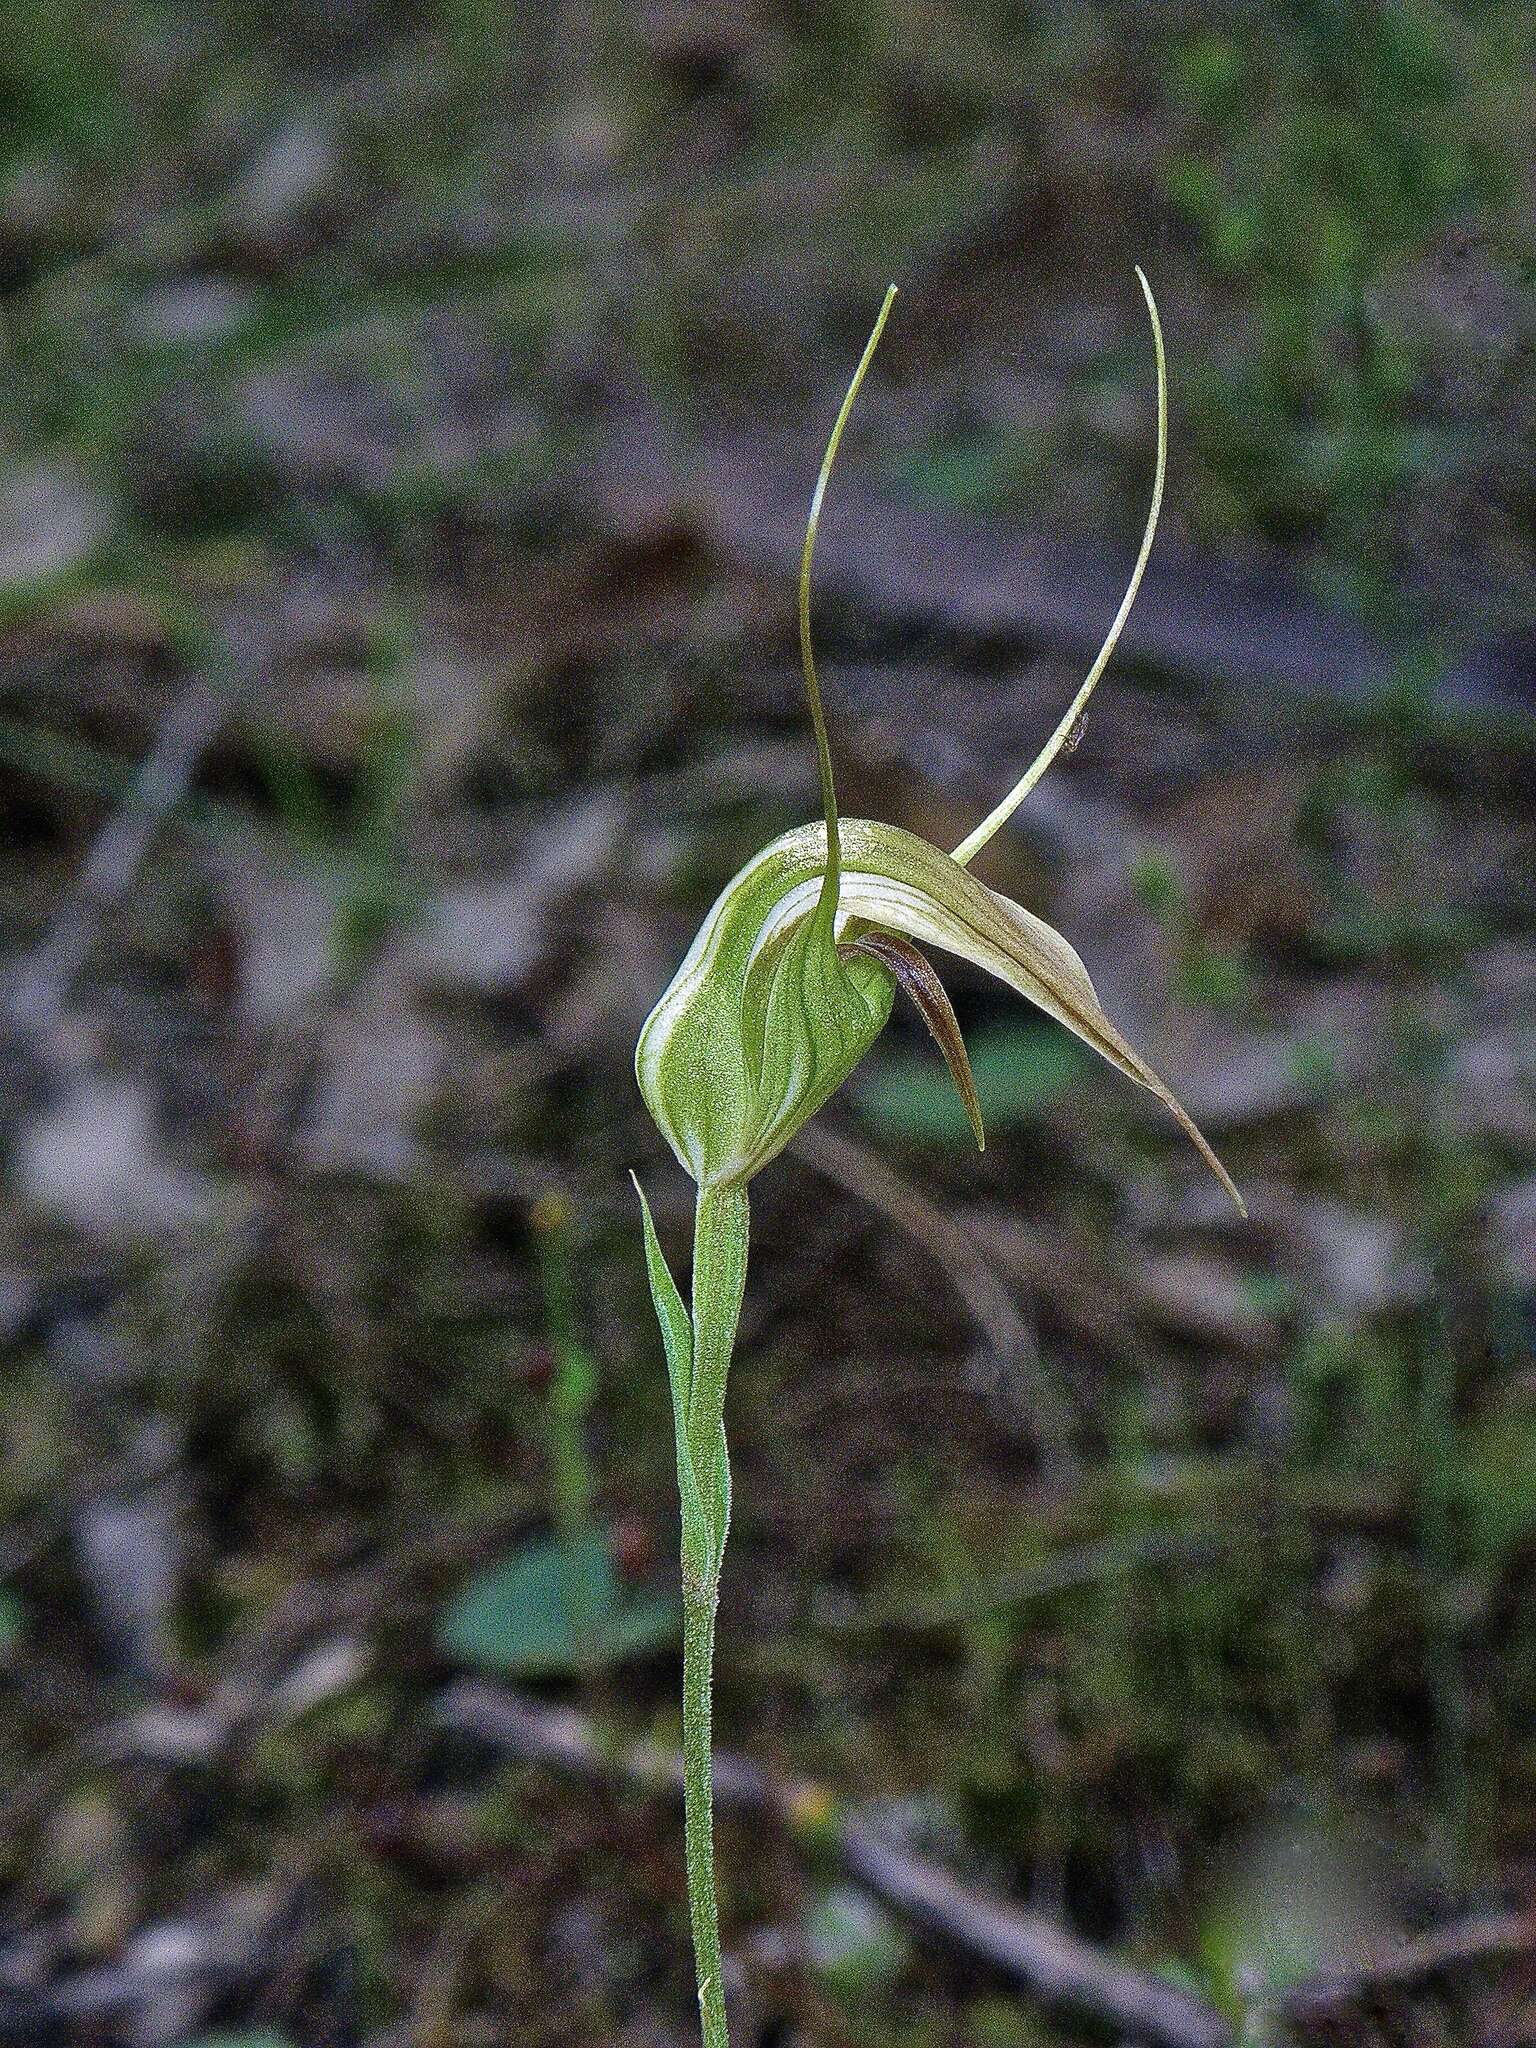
xmin=1 ymin=5 xmax=1535 ymax=2046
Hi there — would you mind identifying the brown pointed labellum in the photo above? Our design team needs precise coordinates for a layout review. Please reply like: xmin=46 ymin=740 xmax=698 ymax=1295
xmin=841 ymin=929 xmax=986 ymax=1152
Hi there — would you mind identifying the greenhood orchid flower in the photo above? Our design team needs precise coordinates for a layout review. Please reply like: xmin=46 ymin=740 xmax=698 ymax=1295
xmin=632 ymin=275 xmax=1243 ymax=2048
xmin=637 ymin=274 xmax=1242 ymax=1215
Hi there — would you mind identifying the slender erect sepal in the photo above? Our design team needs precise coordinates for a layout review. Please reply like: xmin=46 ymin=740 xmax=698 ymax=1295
xmin=635 ymin=288 xmax=905 ymax=1197
xmin=800 ymin=282 xmax=898 ymax=933
xmin=950 ymin=267 xmax=1168 ymax=869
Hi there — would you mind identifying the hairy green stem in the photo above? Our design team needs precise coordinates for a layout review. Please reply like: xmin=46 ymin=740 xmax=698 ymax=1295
xmin=683 ymin=1589 xmax=727 ymax=2047
xmin=687 ymin=1184 xmax=749 ymax=1513
xmin=679 ymin=1180 xmax=749 ymax=2046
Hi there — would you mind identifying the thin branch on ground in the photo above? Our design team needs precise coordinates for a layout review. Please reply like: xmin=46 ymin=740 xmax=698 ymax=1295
xmin=439 ymin=1680 xmax=1536 ymax=2043
xmin=1279 ymin=1905 xmax=1536 ymax=2018
xmin=6 ymin=652 xmax=235 ymax=1052
xmin=434 ymin=1678 xmax=1233 ymax=2048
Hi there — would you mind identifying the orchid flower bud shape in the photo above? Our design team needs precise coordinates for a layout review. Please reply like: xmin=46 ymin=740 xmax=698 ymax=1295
xmin=637 ymin=275 xmax=1245 ymax=1217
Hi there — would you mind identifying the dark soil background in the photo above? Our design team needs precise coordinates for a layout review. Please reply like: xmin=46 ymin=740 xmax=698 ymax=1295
xmin=1 ymin=5 xmax=1534 ymax=2045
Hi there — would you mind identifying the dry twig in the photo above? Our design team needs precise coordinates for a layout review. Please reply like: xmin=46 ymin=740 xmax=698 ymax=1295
xmin=1279 ymin=1905 xmax=1536 ymax=2019
xmin=435 ymin=1679 xmax=1233 ymax=2048
xmin=7 ymin=664 xmax=232 ymax=1051
xmin=438 ymin=1682 xmax=1536 ymax=2043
